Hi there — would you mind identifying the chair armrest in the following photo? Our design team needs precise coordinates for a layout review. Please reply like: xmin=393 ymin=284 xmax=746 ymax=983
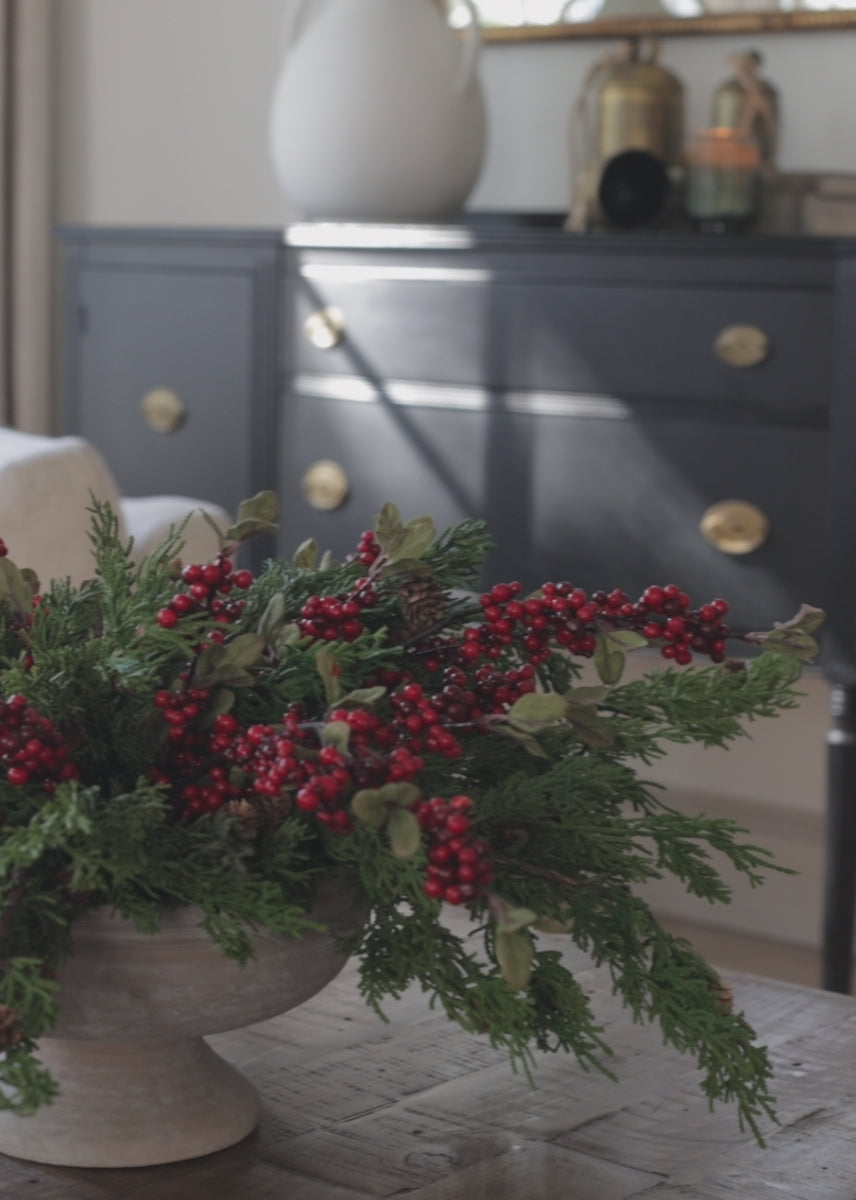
xmin=120 ymin=497 xmax=231 ymax=567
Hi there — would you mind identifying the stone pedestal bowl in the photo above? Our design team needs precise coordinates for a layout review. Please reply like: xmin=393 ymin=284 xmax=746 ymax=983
xmin=0 ymin=879 xmax=360 ymax=1168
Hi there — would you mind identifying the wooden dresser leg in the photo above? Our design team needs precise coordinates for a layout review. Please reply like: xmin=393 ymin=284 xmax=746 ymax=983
xmin=823 ymin=683 xmax=856 ymax=993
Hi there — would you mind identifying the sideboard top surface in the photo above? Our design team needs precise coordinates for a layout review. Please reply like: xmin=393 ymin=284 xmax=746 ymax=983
xmin=57 ymin=220 xmax=856 ymax=294
xmin=57 ymin=219 xmax=856 ymax=257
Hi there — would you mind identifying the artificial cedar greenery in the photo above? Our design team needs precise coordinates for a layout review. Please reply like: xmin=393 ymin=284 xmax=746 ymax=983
xmin=0 ymin=494 xmax=822 ymax=1143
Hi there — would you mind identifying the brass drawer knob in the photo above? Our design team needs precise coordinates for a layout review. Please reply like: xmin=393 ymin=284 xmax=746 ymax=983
xmin=714 ymin=324 xmax=770 ymax=369
xmin=140 ymin=388 xmax=186 ymax=434
xmin=700 ymin=500 xmax=770 ymax=555
xmin=303 ymin=306 xmax=345 ymax=350
xmin=301 ymin=459 xmax=350 ymax=511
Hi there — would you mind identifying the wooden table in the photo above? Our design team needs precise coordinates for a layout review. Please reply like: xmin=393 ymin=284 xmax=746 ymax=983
xmin=2 ymin=928 xmax=855 ymax=1199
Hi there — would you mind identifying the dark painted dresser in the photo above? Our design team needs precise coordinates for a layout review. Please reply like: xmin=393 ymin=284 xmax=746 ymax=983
xmin=57 ymin=221 xmax=856 ymax=990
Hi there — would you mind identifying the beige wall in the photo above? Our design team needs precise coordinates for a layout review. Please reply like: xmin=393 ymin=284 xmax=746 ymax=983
xmin=55 ymin=2 xmax=856 ymax=224
xmin=53 ymin=0 xmax=847 ymax=948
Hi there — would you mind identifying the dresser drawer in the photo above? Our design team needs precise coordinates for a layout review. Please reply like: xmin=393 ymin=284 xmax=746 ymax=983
xmin=68 ymin=264 xmax=265 ymax=519
xmin=278 ymin=390 xmax=827 ymax=634
xmin=285 ymin=262 xmax=833 ymax=414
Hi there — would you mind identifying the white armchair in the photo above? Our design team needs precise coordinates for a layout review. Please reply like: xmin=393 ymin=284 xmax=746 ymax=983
xmin=0 ymin=428 xmax=231 ymax=586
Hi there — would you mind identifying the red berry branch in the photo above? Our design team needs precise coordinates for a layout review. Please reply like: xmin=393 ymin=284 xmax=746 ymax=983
xmin=156 ymin=551 xmax=253 ymax=631
xmin=0 ymin=694 xmax=79 ymax=791
xmin=140 ymin=526 xmax=748 ymax=910
xmin=0 ymin=522 xmax=748 ymax=913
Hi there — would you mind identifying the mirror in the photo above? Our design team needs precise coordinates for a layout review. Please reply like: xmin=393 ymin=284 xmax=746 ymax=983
xmin=448 ymin=2 xmax=856 ymax=40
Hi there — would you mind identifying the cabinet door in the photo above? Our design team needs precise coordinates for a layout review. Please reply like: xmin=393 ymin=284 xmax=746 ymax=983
xmin=278 ymin=389 xmax=827 ymax=636
xmin=63 ymin=244 xmax=278 ymax=525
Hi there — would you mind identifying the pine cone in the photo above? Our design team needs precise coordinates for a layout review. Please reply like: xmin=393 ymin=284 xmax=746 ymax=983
xmin=254 ymin=794 xmax=295 ymax=828
xmin=395 ymin=577 xmax=451 ymax=641
xmin=710 ymin=980 xmax=734 ymax=1015
xmin=0 ymin=1004 xmax=23 ymax=1052
xmin=226 ymin=799 xmax=261 ymax=835
xmin=226 ymin=793 xmax=294 ymax=835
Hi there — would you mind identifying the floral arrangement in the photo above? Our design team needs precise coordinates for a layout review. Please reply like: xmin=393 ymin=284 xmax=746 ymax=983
xmin=0 ymin=493 xmax=822 ymax=1141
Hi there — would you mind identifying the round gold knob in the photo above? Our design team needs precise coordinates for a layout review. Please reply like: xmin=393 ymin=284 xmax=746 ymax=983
xmin=303 ymin=306 xmax=345 ymax=351
xmin=140 ymin=388 xmax=186 ymax=434
xmin=699 ymin=500 xmax=770 ymax=555
xmin=714 ymin=325 xmax=770 ymax=369
xmin=301 ymin=460 xmax=350 ymax=511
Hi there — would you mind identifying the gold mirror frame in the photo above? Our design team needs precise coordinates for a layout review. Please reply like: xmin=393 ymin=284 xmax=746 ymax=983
xmin=482 ymin=11 xmax=856 ymax=41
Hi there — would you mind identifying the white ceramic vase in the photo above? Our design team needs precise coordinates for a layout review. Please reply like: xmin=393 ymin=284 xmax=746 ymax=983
xmin=268 ymin=0 xmax=487 ymax=221
xmin=0 ymin=879 xmax=360 ymax=1168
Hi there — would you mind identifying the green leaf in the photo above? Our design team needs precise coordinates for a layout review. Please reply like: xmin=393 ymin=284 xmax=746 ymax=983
xmin=532 ymin=916 xmax=574 ymax=934
xmin=189 ymin=634 xmax=265 ymax=688
xmin=275 ymin=623 xmax=302 ymax=656
xmin=321 ymin=720 xmax=351 ymax=754
xmin=259 ymin=593 xmax=287 ymax=644
xmin=745 ymin=605 xmax=825 ymax=662
xmin=225 ymin=491 xmax=279 ymax=542
xmin=594 ymin=636 xmax=625 ymax=685
xmin=351 ymin=789 xmax=389 ymax=830
xmin=373 ymin=506 xmax=435 ymax=565
xmin=220 ymin=633 xmax=265 ymax=671
xmin=315 ymin=648 xmax=342 ymax=706
xmin=390 ymin=517 xmax=436 ymax=565
xmin=374 ymin=503 xmax=403 ymax=551
xmin=0 ymin=559 xmax=38 ymax=618
xmin=379 ymin=558 xmax=432 ymax=581
xmin=388 ymin=807 xmax=422 ymax=859
xmin=605 ymin=629 xmax=648 ymax=651
xmin=202 ymin=688 xmax=235 ymax=725
xmin=382 ymin=782 xmax=422 ymax=808
xmin=760 ymin=628 xmax=820 ymax=663
xmin=594 ymin=626 xmax=648 ymax=685
xmin=507 ymin=693 xmax=568 ymax=729
xmin=20 ymin=568 xmax=40 ymax=595
xmin=491 ymin=723 xmax=549 ymax=758
xmin=564 ymin=700 xmax=614 ymax=749
xmin=292 ymin=538 xmax=319 ymax=569
xmin=781 ymin=603 xmax=825 ymax=635
xmin=495 ymin=929 xmax=534 ymax=990
xmin=494 ymin=905 xmax=538 ymax=935
xmin=566 ymin=685 xmax=610 ymax=706
xmin=339 ymin=686 xmax=387 ymax=707
xmin=350 ymin=782 xmax=420 ymax=832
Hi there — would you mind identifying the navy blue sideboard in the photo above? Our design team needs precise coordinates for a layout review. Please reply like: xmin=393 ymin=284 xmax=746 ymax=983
xmin=57 ymin=222 xmax=856 ymax=991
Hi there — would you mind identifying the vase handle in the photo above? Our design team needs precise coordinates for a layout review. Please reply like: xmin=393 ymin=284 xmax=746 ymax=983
xmin=279 ymin=0 xmax=316 ymax=57
xmin=450 ymin=0 xmax=482 ymax=95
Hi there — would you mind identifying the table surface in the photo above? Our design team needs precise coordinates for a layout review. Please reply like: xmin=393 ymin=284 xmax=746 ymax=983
xmin=1 ymin=927 xmax=855 ymax=1200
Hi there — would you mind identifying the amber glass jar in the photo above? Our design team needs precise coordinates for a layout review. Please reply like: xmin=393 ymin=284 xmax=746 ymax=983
xmin=685 ymin=128 xmax=761 ymax=234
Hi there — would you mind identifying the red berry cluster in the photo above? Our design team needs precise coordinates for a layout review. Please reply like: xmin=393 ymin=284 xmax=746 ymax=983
xmin=464 ymin=580 xmax=732 ymax=669
xmin=354 ymin=530 xmax=382 ymax=567
xmin=386 ymin=666 xmax=538 ymax=748
xmin=389 ymin=682 xmax=464 ymax=758
xmin=291 ymin=704 xmax=428 ymax=829
xmin=0 ymin=694 xmax=79 ymax=790
xmin=468 ymin=663 xmax=538 ymax=713
xmin=468 ymin=581 xmax=603 ymax=666
xmin=154 ymin=687 xmax=212 ymax=741
xmin=414 ymin=795 xmax=494 ymax=905
xmin=0 ymin=539 xmax=8 ymax=558
xmin=635 ymin=585 xmax=730 ymax=665
xmin=151 ymin=685 xmax=231 ymax=815
xmin=297 ymin=579 xmax=379 ymax=643
xmin=156 ymin=553 xmax=253 ymax=631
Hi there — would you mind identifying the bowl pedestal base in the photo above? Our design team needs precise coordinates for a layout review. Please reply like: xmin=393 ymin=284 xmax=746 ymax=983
xmin=0 ymin=1035 xmax=260 ymax=1168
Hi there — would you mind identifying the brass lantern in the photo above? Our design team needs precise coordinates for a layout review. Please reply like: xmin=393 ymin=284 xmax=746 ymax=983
xmin=567 ymin=37 xmax=684 ymax=231
xmin=598 ymin=38 xmax=684 ymax=171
